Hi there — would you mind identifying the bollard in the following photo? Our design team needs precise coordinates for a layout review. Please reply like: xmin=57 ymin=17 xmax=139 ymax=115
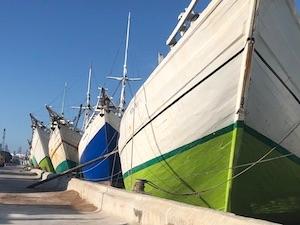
xmin=132 ymin=179 xmax=147 ymax=193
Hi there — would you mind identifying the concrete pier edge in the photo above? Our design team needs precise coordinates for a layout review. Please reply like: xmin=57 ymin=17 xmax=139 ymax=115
xmin=30 ymin=168 xmax=72 ymax=190
xmin=67 ymin=178 xmax=279 ymax=225
xmin=30 ymin=168 xmax=44 ymax=179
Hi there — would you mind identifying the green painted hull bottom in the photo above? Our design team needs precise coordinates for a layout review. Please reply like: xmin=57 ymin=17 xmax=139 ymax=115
xmin=55 ymin=160 xmax=77 ymax=173
xmin=39 ymin=156 xmax=55 ymax=173
xmin=124 ymin=124 xmax=235 ymax=210
xmin=124 ymin=122 xmax=300 ymax=224
xmin=230 ymin=125 xmax=300 ymax=224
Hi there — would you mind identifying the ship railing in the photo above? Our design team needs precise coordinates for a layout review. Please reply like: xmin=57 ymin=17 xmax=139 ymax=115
xmin=166 ymin=0 xmax=200 ymax=47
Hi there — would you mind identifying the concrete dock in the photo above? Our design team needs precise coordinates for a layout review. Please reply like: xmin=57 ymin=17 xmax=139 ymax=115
xmin=0 ymin=166 xmax=279 ymax=225
xmin=0 ymin=166 xmax=129 ymax=225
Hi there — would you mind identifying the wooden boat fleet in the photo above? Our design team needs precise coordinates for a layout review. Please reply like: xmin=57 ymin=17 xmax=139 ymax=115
xmin=27 ymin=1 xmax=300 ymax=224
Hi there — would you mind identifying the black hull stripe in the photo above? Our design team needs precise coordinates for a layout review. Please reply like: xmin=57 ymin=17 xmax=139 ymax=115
xmin=254 ymin=49 xmax=300 ymax=105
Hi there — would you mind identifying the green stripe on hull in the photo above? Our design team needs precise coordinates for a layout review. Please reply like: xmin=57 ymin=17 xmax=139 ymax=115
xmin=55 ymin=160 xmax=77 ymax=173
xmin=38 ymin=156 xmax=55 ymax=173
xmin=123 ymin=122 xmax=243 ymax=178
xmin=124 ymin=122 xmax=300 ymax=224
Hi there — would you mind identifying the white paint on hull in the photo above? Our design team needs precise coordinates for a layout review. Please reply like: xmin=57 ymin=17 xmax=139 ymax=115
xmin=245 ymin=0 xmax=300 ymax=157
xmin=119 ymin=0 xmax=300 ymax=177
xmin=31 ymin=126 xmax=50 ymax=165
xmin=119 ymin=0 xmax=255 ymax=174
xmin=49 ymin=124 xmax=81 ymax=169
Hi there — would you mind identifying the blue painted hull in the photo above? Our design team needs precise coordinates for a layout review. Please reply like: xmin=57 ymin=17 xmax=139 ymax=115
xmin=80 ymin=123 xmax=123 ymax=185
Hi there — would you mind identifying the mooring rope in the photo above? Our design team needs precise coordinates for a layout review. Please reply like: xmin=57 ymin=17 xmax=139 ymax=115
xmin=77 ymin=130 xmax=119 ymax=174
xmin=142 ymin=121 xmax=300 ymax=196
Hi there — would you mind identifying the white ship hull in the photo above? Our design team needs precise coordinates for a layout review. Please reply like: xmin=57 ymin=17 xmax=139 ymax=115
xmin=49 ymin=124 xmax=81 ymax=173
xmin=31 ymin=126 xmax=54 ymax=172
xmin=118 ymin=0 xmax=300 ymax=223
xmin=78 ymin=112 xmax=121 ymax=182
xmin=32 ymin=126 xmax=49 ymax=164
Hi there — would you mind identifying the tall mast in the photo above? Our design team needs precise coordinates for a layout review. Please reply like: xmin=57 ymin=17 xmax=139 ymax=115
xmin=86 ymin=64 xmax=92 ymax=109
xmin=2 ymin=128 xmax=6 ymax=152
xmin=71 ymin=64 xmax=93 ymax=130
xmin=61 ymin=82 xmax=67 ymax=116
xmin=84 ymin=64 xmax=92 ymax=127
xmin=107 ymin=12 xmax=141 ymax=115
xmin=119 ymin=12 xmax=131 ymax=112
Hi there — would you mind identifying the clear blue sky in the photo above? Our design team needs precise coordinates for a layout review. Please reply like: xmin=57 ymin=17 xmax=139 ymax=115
xmin=0 ymin=0 xmax=299 ymax=153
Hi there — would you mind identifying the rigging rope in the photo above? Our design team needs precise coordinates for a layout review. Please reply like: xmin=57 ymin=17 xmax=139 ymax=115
xmin=127 ymin=85 xmax=211 ymax=206
xmin=27 ymin=149 xmax=119 ymax=188
xmin=77 ymin=129 xmax=118 ymax=174
xmin=81 ymin=170 xmax=123 ymax=182
xmin=108 ymin=38 xmax=124 ymax=78
xmin=111 ymin=81 xmax=122 ymax=99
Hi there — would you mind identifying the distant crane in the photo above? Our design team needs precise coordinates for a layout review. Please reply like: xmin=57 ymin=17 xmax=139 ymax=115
xmin=2 ymin=128 xmax=6 ymax=152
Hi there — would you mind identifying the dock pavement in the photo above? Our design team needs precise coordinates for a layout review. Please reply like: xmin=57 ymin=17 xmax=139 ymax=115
xmin=0 ymin=165 xmax=130 ymax=225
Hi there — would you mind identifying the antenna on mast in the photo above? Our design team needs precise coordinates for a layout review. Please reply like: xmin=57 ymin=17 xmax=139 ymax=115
xmin=107 ymin=12 xmax=141 ymax=115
